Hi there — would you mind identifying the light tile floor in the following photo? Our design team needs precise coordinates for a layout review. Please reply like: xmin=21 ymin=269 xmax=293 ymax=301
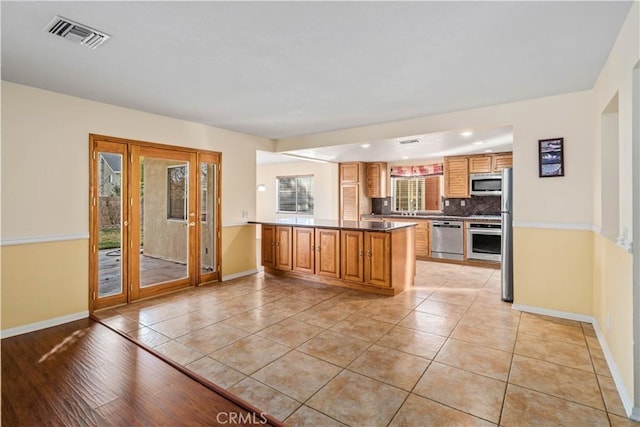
xmin=95 ymin=261 xmax=638 ymax=426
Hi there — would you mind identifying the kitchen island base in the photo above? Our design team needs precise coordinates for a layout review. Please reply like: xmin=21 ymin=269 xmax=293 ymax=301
xmin=254 ymin=219 xmax=416 ymax=296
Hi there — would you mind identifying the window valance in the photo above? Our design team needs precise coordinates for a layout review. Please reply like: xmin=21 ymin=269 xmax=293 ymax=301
xmin=390 ymin=163 xmax=443 ymax=177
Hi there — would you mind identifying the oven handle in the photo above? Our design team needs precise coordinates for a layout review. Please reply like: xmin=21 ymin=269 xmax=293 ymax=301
xmin=468 ymin=228 xmax=502 ymax=235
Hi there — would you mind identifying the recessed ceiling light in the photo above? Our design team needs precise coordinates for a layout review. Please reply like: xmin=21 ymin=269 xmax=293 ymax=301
xmin=484 ymin=149 xmax=493 ymax=153
xmin=401 ymin=156 xmax=409 ymax=160
xmin=472 ymin=141 xmax=485 ymax=145
xmin=460 ymin=131 xmax=474 ymax=137
xmin=361 ymin=144 xmax=371 ymax=148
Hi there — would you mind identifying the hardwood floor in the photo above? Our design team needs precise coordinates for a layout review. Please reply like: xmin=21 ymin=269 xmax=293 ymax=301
xmin=2 ymin=318 xmax=281 ymax=426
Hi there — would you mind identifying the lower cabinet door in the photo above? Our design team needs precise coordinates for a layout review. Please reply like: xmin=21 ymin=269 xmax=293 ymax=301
xmin=341 ymin=230 xmax=364 ymax=283
xmin=315 ymin=228 xmax=340 ymax=278
xmin=261 ymin=225 xmax=276 ymax=268
xmin=293 ymin=227 xmax=315 ymax=274
xmin=365 ymin=232 xmax=391 ymax=287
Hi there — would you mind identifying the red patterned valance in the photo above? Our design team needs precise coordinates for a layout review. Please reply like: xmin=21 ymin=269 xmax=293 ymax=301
xmin=390 ymin=163 xmax=443 ymax=177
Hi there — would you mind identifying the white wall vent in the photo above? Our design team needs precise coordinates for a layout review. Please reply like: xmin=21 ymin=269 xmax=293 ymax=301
xmin=44 ymin=16 xmax=110 ymax=49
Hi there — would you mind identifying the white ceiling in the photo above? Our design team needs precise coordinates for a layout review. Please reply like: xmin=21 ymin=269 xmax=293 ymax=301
xmin=1 ymin=1 xmax=631 ymax=143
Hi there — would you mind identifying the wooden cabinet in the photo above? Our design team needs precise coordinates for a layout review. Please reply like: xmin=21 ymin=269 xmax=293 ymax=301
xmin=341 ymin=231 xmax=391 ymax=288
xmin=444 ymin=156 xmax=470 ymax=198
xmin=339 ymin=162 xmax=370 ymax=221
xmin=340 ymin=163 xmax=360 ymax=183
xmin=389 ymin=218 xmax=430 ymax=259
xmin=468 ymin=153 xmax=513 ymax=174
xmin=259 ymin=222 xmax=414 ymax=296
xmin=493 ymin=153 xmax=513 ymax=172
xmin=341 ymin=230 xmax=364 ymax=283
xmin=415 ymin=221 xmax=430 ymax=259
xmin=366 ymin=162 xmax=387 ymax=197
xmin=315 ymin=228 xmax=340 ymax=278
xmin=261 ymin=225 xmax=276 ymax=268
xmin=445 ymin=152 xmax=512 ymax=198
xmin=468 ymin=156 xmax=493 ymax=173
xmin=262 ymin=225 xmax=292 ymax=271
xmin=292 ymin=227 xmax=314 ymax=274
xmin=365 ymin=232 xmax=391 ymax=288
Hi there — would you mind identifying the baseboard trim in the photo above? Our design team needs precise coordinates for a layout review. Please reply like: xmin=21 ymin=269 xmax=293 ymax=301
xmin=1 ymin=311 xmax=89 ymax=339
xmin=592 ymin=319 xmax=636 ymax=419
xmin=222 ymin=268 xmax=260 ymax=281
xmin=513 ymin=303 xmax=635 ymax=418
xmin=512 ymin=304 xmax=593 ymax=323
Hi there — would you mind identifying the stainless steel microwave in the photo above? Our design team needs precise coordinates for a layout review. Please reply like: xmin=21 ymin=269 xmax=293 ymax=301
xmin=470 ymin=173 xmax=502 ymax=196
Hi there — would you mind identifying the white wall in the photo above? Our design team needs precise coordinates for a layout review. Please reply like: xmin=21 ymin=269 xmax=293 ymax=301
xmin=256 ymin=160 xmax=339 ymax=221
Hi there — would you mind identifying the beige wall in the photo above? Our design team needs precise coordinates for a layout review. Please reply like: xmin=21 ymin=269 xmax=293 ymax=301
xmin=1 ymin=81 xmax=272 ymax=331
xmin=221 ymin=225 xmax=256 ymax=278
xmin=256 ymin=160 xmax=339 ymax=222
xmin=513 ymin=227 xmax=593 ymax=315
xmin=1 ymin=240 xmax=88 ymax=330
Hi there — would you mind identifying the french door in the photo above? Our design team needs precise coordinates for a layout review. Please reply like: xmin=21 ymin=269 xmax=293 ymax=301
xmin=89 ymin=135 xmax=221 ymax=311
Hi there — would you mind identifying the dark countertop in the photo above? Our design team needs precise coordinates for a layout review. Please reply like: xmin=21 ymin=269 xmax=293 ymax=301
xmin=249 ymin=218 xmax=416 ymax=232
xmin=362 ymin=213 xmax=501 ymax=222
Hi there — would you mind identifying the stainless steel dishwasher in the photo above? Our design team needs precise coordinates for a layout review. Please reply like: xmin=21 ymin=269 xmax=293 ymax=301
xmin=431 ymin=220 xmax=464 ymax=261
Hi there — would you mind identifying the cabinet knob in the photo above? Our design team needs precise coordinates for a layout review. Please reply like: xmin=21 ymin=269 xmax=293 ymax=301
xmin=359 ymin=250 xmax=363 ymax=257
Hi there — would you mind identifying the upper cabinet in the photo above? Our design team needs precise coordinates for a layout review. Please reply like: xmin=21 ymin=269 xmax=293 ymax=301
xmin=493 ymin=153 xmax=513 ymax=172
xmin=339 ymin=162 xmax=370 ymax=220
xmin=340 ymin=162 xmax=361 ymax=183
xmin=445 ymin=152 xmax=512 ymax=198
xmin=468 ymin=156 xmax=493 ymax=174
xmin=366 ymin=162 xmax=388 ymax=198
xmin=444 ymin=156 xmax=470 ymax=198
xmin=468 ymin=153 xmax=513 ymax=174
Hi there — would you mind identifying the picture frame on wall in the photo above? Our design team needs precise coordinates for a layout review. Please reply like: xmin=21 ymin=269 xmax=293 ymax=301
xmin=538 ymin=137 xmax=564 ymax=177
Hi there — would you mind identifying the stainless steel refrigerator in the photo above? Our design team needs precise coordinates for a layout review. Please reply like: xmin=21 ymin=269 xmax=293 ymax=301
xmin=501 ymin=167 xmax=514 ymax=302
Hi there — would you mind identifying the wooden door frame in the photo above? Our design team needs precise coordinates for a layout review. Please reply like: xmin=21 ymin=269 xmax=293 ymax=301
xmin=197 ymin=152 xmax=222 ymax=285
xmin=130 ymin=145 xmax=196 ymax=301
xmin=89 ymin=134 xmax=222 ymax=311
xmin=89 ymin=140 xmax=129 ymax=311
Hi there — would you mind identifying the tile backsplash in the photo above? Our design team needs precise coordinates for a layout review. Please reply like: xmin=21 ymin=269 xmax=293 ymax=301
xmin=443 ymin=196 xmax=501 ymax=216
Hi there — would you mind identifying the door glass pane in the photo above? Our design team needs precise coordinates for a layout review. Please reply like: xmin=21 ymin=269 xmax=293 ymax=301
xmin=201 ymin=162 xmax=216 ymax=274
xmin=97 ymin=152 xmax=123 ymax=297
xmin=139 ymin=156 xmax=189 ymax=287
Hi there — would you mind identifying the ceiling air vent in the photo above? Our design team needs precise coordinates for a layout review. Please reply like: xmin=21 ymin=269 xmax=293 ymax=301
xmin=398 ymin=139 xmax=421 ymax=145
xmin=44 ymin=16 xmax=110 ymax=49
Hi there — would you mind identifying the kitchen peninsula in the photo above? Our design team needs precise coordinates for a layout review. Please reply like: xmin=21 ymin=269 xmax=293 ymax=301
xmin=250 ymin=218 xmax=416 ymax=296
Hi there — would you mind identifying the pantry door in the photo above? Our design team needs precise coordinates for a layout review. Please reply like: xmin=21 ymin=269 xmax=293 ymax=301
xmin=129 ymin=146 xmax=198 ymax=300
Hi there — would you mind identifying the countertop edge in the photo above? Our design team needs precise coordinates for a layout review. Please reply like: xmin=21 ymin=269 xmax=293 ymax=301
xmin=249 ymin=219 xmax=416 ymax=232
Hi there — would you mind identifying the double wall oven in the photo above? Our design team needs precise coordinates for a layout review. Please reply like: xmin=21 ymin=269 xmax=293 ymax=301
xmin=466 ymin=221 xmax=502 ymax=262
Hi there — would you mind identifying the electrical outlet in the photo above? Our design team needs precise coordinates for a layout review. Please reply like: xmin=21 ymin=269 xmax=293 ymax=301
xmin=606 ymin=313 xmax=611 ymax=330
xmin=242 ymin=211 xmax=249 ymax=219
xmin=445 ymin=200 xmax=450 ymax=207
xmin=461 ymin=200 xmax=466 ymax=206
xmin=383 ymin=200 xmax=388 ymax=206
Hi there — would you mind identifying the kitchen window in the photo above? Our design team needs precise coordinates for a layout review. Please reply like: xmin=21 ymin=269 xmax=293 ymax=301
xmin=391 ymin=164 xmax=443 ymax=212
xmin=277 ymin=175 xmax=314 ymax=214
